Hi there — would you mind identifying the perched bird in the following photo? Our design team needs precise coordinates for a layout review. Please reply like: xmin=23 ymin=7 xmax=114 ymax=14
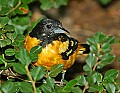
xmin=24 ymin=18 xmax=89 ymax=70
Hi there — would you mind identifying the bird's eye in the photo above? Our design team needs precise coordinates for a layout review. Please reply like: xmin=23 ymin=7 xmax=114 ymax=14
xmin=46 ymin=24 xmax=52 ymax=29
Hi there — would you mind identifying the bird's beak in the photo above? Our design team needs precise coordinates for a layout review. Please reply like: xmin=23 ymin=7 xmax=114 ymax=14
xmin=54 ymin=27 xmax=69 ymax=34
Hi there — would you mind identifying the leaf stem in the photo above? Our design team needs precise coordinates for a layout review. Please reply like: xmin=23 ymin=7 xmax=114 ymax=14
xmin=25 ymin=65 xmax=36 ymax=93
xmin=92 ymin=62 xmax=101 ymax=71
xmin=82 ymin=82 xmax=88 ymax=93
xmin=6 ymin=1 xmax=22 ymax=15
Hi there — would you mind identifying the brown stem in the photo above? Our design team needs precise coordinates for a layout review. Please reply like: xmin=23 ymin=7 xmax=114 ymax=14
xmin=92 ymin=62 xmax=101 ymax=71
xmin=6 ymin=1 xmax=21 ymax=15
xmin=25 ymin=66 xmax=36 ymax=93
xmin=83 ymin=82 xmax=88 ymax=93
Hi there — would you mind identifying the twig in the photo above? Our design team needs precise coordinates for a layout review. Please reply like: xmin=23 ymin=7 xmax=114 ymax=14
xmin=92 ymin=62 xmax=101 ymax=71
xmin=83 ymin=82 xmax=88 ymax=93
xmin=6 ymin=1 xmax=21 ymax=15
xmin=25 ymin=66 xmax=36 ymax=93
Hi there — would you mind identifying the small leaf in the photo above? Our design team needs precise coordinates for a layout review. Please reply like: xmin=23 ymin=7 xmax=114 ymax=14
xmin=46 ymin=77 xmax=55 ymax=89
xmin=103 ymin=69 xmax=119 ymax=82
xmin=49 ymin=64 xmax=64 ymax=77
xmin=88 ymin=84 xmax=104 ymax=92
xmin=41 ymin=84 xmax=52 ymax=93
xmin=15 ymin=35 xmax=25 ymax=42
xmin=0 ymin=55 xmax=4 ymax=64
xmin=30 ymin=46 xmax=42 ymax=62
xmin=86 ymin=53 xmax=97 ymax=68
xmin=71 ymin=87 xmax=82 ymax=93
xmin=22 ymin=0 xmax=32 ymax=4
xmin=30 ymin=46 xmax=42 ymax=55
xmin=98 ymin=0 xmax=112 ymax=6
xmin=16 ymin=4 xmax=29 ymax=14
xmin=83 ymin=64 xmax=92 ymax=72
xmin=31 ymin=66 xmax=46 ymax=81
xmin=98 ymin=54 xmax=115 ymax=68
xmin=0 ymin=38 xmax=11 ymax=47
xmin=5 ymin=48 xmax=15 ymax=56
xmin=6 ymin=32 xmax=17 ymax=40
xmin=0 ymin=16 xmax=9 ymax=28
xmin=106 ymin=36 xmax=115 ymax=44
xmin=63 ymin=79 xmax=77 ymax=92
xmin=1 ymin=81 xmax=17 ymax=93
xmin=93 ymin=32 xmax=106 ymax=43
xmin=87 ymin=37 xmax=97 ymax=45
xmin=18 ymin=82 xmax=33 ymax=93
xmin=15 ymin=48 xmax=31 ymax=66
xmin=101 ymin=43 xmax=111 ymax=53
xmin=75 ymin=75 xmax=87 ymax=86
xmin=5 ymin=25 xmax=15 ymax=31
xmin=13 ymin=63 xmax=26 ymax=74
xmin=103 ymin=82 xmax=115 ymax=93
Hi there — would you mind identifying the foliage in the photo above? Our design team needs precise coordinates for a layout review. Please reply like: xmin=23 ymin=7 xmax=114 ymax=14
xmin=0 ymin=0 xmax=120 ymax=93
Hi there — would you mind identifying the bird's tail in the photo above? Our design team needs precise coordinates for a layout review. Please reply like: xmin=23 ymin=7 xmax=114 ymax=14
xmin=77 ymin=44 xmax=90 ymax=55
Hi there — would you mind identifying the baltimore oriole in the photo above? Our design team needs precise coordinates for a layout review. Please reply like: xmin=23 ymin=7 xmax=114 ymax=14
xmin=24 ymin=18 xmax=89 ymax=70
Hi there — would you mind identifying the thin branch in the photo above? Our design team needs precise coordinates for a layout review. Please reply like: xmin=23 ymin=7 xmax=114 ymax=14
xmin=83 ymin=82 xmax=88 ymax=93
xmin=92 ymin=62 xmax=101 ymax=71
xmin=25 ymin=66 xmax=36 ymax=93
xmin=6 ymin=1 xmax=22 ymax=15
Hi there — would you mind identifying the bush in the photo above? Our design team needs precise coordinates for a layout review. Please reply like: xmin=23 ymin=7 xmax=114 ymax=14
xmin=0 ymin=0 xmax=120 ymax=93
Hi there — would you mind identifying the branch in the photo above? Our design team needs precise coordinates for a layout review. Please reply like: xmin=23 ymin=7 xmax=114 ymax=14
xmin=25 ymin=66 xmax=36 ymax=93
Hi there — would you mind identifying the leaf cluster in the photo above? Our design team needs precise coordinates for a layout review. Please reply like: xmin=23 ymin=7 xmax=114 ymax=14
xmin=0 ymin=0 xmax=120 ymax=93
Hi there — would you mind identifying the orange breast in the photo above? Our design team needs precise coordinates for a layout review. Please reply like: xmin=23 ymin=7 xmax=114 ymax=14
xmin=24 ymin=35 xmax=79 ymax=70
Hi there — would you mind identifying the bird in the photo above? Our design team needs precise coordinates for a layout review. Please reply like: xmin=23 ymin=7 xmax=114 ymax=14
xmin=24 ymin=18 xmax=90 ymax=70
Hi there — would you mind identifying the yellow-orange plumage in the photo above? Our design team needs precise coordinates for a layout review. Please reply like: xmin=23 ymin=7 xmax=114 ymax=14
xmin=24 ymin=18 xmax=89 ymax=70
xmin=24 ymin=35 xmax=81 ymax=70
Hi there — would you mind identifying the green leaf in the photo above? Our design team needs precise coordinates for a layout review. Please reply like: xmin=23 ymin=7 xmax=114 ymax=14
xmin=49 ymin=64 xmax=63 ymax=77
xmin=40 ymin=0 xmax=53 ymax=10
xmin=31 ymin=66 xmax=46 ymax=81
xmin=13 ymin=63 xmax=26 ymax=74
xmin=83 ymin=64 xmax=92 ymax=72
xmin=18 ymin=82 xmax=33 ymax=93
xmin=22 ymin=0 xmax=32 ymax=4
xmin=75 ymin=75 xmax=87 ymax=86
xmin=86 ymin=53 xmax=97 ymax=68
xmin=0 ymin=16 xmax=9 ymax=28
xmin=0 ymin=55 xmax=4 ymax=64
xmin=16 ymin=4 xmax=29 ymax=14
xmin=90 ymin=44 xmax=98 ymax=53
xmin=5 ymin=25 xmax=15 ymax=31
xmin=41 ymin=84 xmax=52 ymax=93
xmin=6 ymin=32 xmax=17 ymax=40
xmin=1 ymin=81 xmax=17 ymax=93
xmin=15 ymin=48 xmax=31 ymax=66
xmin=5 ymin=48 xmax=15 ymax=56
xmin=0 ymin=7 xmax=11 ymax=15
xmin=55 ymin=0 xmax=68 ymax=8
xmin=88 ymin=84 xmax=104 ymax=92
xmin=71 ymin=87 xmax=82 ymax=93
xmin=103 ymin=69 xmax=119 ymax=82
xmin=30 ymin=46 xmax=42 ymax=55
xmin=93 ymin=32 xmax=106 ymax=43
xmin=106 ymin=36 xmax=115 ymax=44
xmin=99 ymin=0 xmax=112 ymax=6
xmin=15 ymin=35 xmax=25 ymax=42
xmin=92 ymin=72 xmax=102 ymax=84
xmin=103 ymin=82 xmax=115 ymax=93
xmin=40 ymin=0 xmax=68 ymax=10
xmin=63 ymin=79 xmax=77 ymax=92
xmin=30 ymin=46 xmax=42 ymax=62
xmin=98 ymin=54 xmax=115 ymax=68
xmin=46 ymin=77 xmax=55 ymax=89
xmin=0 ymin=38 xmax=11 ymax=47
xmin=87 ymin=37 xmax=97 ymax=45
xmin=101 ymin=43 xmax=111 ymax=53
